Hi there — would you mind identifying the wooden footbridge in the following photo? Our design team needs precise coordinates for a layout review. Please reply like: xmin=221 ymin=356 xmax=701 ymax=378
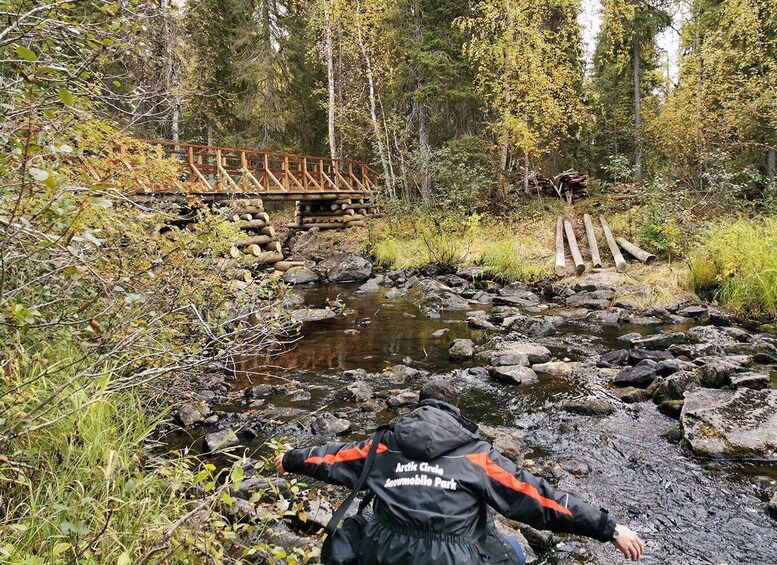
xmin=133 ymin=140 xmax=379 ymax=201
xmin=125 ymin=139 xmax=380 ymax=271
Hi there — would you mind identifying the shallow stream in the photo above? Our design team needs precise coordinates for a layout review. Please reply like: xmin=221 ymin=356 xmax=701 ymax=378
xmin=197 ymin=283 xmax=777 ymax=564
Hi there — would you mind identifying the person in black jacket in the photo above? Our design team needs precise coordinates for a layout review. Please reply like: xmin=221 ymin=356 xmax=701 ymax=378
xmin=275 ymin=379 xmax=645 ymax=564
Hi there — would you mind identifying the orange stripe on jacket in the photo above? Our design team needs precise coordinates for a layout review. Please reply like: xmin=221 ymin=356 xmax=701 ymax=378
xmin=466 ymin=452 xmax=573 ymax=517
xmin=305 ymin=441 xmax=388 ymax=465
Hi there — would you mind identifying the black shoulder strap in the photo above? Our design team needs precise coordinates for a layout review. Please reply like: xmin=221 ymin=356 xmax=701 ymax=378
xmin=324 ymin=426 xmax=389 ymax=536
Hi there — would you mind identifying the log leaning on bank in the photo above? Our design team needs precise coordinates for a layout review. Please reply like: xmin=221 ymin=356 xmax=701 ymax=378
xmin=616 ymin=237 xmax=657 ymax=265
xmin=563 ymin=218 xmax=585 ymax=275
xmin=599 ymin=216 xmax=628 ymax=273
xmin=555 ymin=216 xmax=566 ymax=277
xmin=583 ymin=213 xmax=602 ymax=268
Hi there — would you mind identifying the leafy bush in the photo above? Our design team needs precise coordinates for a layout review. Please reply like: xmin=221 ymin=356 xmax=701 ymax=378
xmin=429 ymin=136 xmax=497 ymax=214
xmin=689 ymin=217 xmax=777 ymax=318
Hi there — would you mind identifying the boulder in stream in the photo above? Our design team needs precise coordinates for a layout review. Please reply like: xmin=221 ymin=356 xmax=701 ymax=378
xmin=652 ymin=371 xmax=701 ymax=404
xmin=321 ymin=254 xmax=373 ymax=282
xmin=532 ymin=361 xmax=574 ymax=377
xmin=345 ymin=380 xmax=373 ymax=402
xmin=485 ymin=341 xmax=551 ymax=365
xmin=282 ymin=266 xmax=319 ymax=285
xmin=405 ymin=278 xmax=470 ymax=311
xmin=291 ymin=308 xmax=337 ymax=323
xmin=629 ymin=332 xmax=688 ymax=350
xmin=449 ymin=339 xmax=475 ymax=362
xmin=681 ymin=388 xmax=777 ymax=460
xmin=489 ymin=365 xmax=538 ymax=385
xmin=730 ymin=372 xmax=772 ymax=390
xmin=204 ymin=428 xmax=240 ymax=452
xmin=177 ymin=401 xmax=210 ymax=428
xmin=612 ymin=359 xmax=659 ymax=387
xmin=311 ymin=412 xmax=351 ymax=436
xmin=387 ymin=391 xmax=420 ymax=408
xmin=560 ymin=398 xmax=615 ymax=416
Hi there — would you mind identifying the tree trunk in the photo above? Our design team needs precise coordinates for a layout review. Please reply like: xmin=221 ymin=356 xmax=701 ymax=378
xmin=633 ymin=28 xmax=642 ymax=185
xmin=523 ymin=149 xmax=530 ymax=194
xmin=161 ymin=0 xmax=180 ymax=143
xmin=356 ymin=0 xmax=393 ymax=198
xmin=767 ymin=147 xmax=776 ymax=187
xmin=413 ymin=1 xmax=433 ymax=207
xmin=262 ymin=0 xmax=277 ymax=140
xmin=324 ymin=0 xmax=337 ymax=162
xmin=499 ymin=125 xmax=510 ymax=200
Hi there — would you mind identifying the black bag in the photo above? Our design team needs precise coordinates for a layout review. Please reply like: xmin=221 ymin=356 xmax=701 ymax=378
xmin=320 ymin=427 xmax=388 ymax=565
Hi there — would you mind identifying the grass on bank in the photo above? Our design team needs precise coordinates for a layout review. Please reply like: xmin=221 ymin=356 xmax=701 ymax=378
xmin=689 ymin=216 xmax=777 ymax=318
xmin=368 ymin=213 xmax=552 ymax=282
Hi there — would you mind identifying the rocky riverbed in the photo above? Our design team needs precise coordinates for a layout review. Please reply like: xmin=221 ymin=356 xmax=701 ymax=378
xmin=166 ymin=236 xmax=777 ymax=564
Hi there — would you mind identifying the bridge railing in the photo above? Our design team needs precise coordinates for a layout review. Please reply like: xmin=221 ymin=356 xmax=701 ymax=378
xmin=135 ymin=139 xmax=379 ymax=194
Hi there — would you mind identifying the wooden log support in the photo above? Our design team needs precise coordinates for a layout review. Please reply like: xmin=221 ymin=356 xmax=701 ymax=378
xmin=599 ymin=216 xmax=628 ymax=273
xmin=555 ymin=216 xmax=566 ymax=277
xmin=563 ymin=218 xmax=585 ymax=275
xmin=236 ymin=235 xmax=272 ymax=247
xmin=583 ymin=213 xmax=602 ymax=268
xmin=239 ymin=219 xmax=268 ymax=229
xmin=616 ymin=237 xmax=657 ymax=265
xmin=229 ymin=246 xmax=242 ymax=259
xmin=245 ymin=244 xmax=264 ymax=257
xmin=260 ymin=226 xmax=275 ymax=237
xmin=263 ymin=241 xmax=283 ymax=255
xmin=273 ymin=260 xmax=305 ymax=272
xmin=233 ymin=206 xmax=265 ymax=215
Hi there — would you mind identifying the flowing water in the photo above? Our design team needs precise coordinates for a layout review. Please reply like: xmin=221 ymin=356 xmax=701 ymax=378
xmin=189 ymin=283 xmax=777 ymax=564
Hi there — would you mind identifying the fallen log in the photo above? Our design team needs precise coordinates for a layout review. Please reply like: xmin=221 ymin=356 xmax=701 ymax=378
xmin=233 ymin=206 xmax=264 ymax=215
xmin=229 ymin=246 xmax=242 ymax=259
xmin=263 ymin=241 xmax=283 ymax=255
xmin=599 ymin=216 xmax=628 ymax=273
xmin=239 ymin=213 xmax=253 ymax=221
xmin=250 ymin=250 xmax=283 ymax=264
xmin=563 ymin=218 xmax=585 ymax=275
xmin=260 ymin=226 xmax=275 ymax=237
xmin=273 ymin=260 xmax=305 ymax=272
xmin=555 ymin=216 xmax=566 ymax=277
xmin=583 ymin=213 xmax=602 ymax=268
xmin=616 ymin=237 xmax=657 ymax=265
xmin=245 ymin=244 xmax=264 ymax=257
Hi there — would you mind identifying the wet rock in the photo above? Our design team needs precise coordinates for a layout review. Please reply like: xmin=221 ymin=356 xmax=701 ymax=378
xmin=652 ymin=371 xmax=701 ymax=404
xmin=203 ymin=414 xmax=219 ymax=425
xmin=724 ymin=340 xmax=777 ymax=362
xmin=490 ymin=353 xmax=530 ymax=367
xmin=449 ymin=339 xmax=476 ymax=362
xmin=730 ymin=372 xmax=772 ymax=390
xmin=657 ymin=359 xmax=681 ymax=376
xmin=479 ymin=425 xmax=525 ymax=464
xmin=488 ymin=341 xmax=552 ymax=364
xmin=518 ymin=523 xmax=555 ymax=551
xmin=405 ymin=279 xmax=470 ymax=311
xmin=489 ymin=365 xmax=539 ymax=385
xmin=291 ymin=308 xmax=337 ymax=323
xmin=564 ymin=294 xmax=611 ymax=310
xmin=387 ymin=391 xmax=420 ymax=408
xmin=321 ymin=254 xmax=373 ymax=282
xmin=385 ymin=364 xmax=423 ymax=383
xmin=494 ymin=289 xmax=540 ymax=307
xmin=588 ymin=309 xmax=624 ymax=325
xmin=467 ymin=367 xmax=490 ymax=379
xmin=288 ymin=389 xmax=312 ymax=402
xmin=768 ymin=494 xmax=777 ymax=520
xmin=555 ymin=308 xmax=591 ymax=320
xmin=431 ymin=328 xmax=450 ymax=338
xmin=613 ymin=386 xmax=652 ymax=403
xmin=699 ymin=358 xmax=740 ymax=388
xmin=613 ymin=359 xmax=659 ymax=387
xmin=532 ymin=361 xmax=574 ymax=377
xmin=357 ymin=277 xmax=382 ymax=293
xmin=628 ymin=315 xmax=662 ymax=325
xmin=342 ymin=368 xmax=368 ymax=380
xmin=628 ymin=349 xmax=674 ymax=364
xmin=679 ymin=305 xmax=708 ymax=318
xmin=177 ymin=402 xmax=210 ymax=427
xmin=598 ymin=349 xmax=629 ymax=367
xmin=290 ymin=496 xmax=337 ymax=534
xmin=456 ymin=266 xmax=486 ymax=280
xmin=613 ymin=298 xmax=641 ymax=310
xmin=345 ymin=381 xmax=372 ymax=402
xmin=204 ymin=428 xmax=240 ymax=452
xmin=629 ymin=332 xmax=687 ymax=350
xmin=311 ymin=412 xmax=351 ymax=435
xmin=669 ymin=341 xmax=723 ymax=360
xmin=244 ymin=384 xmax=273 ymax=398
xmin=561 ymin=398 xmax=615 ymax=416
xmin=282 ymin=266 xmax=319 ymax=285
xmin=385 ymin=287 xmax=404 ymax=300
xmin=467 ymin=314 xmax=500 ymax=331
xmin=618 ymin=332 xmax=643 ymax=343
xmin=598 ymin=367 xmax=620 ymax=380
xmin=662 ymin=426 xmax=684 ymax=443
xmin=681 ymin=388 xmax=777 ymax=460
xmin=573 ymin=272 xmax=626 ymax=291
xmin=657 ymin=399 xmax=684 ymax=419
xmin=687 ymin=325 xmax=738 ymax=346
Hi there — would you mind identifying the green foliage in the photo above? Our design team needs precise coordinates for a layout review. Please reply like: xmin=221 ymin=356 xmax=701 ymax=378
xmin=429 ymin=136 xmax=497 ymax=213
xmin=689 ymin=217 xmax=777 ymax=318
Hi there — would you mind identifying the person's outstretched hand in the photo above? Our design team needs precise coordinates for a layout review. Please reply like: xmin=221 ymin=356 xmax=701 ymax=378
xmin=273 ymin=444 xmax=293 ymax=475
xmin=612 ymin=525 xmax=645 ymax=560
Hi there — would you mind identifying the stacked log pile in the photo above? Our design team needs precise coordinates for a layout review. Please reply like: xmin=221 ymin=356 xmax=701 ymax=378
xmin=226 ymin=198 xmax=284 ymax=266
xmin=531 ymin=170 xmax=589 ymax=203
xmin=289 ymin=197 xmax=377 ymax=231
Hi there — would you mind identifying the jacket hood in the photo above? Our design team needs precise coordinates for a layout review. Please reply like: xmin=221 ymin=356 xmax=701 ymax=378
xmin=393 ymin=399 xmax=479 ymax=460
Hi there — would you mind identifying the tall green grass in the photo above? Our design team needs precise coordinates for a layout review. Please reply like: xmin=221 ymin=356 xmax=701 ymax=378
xmin=689 ymin=217 xmax=777 ymax=318
xmin=368 ymin=214 xmax=551 ymax=282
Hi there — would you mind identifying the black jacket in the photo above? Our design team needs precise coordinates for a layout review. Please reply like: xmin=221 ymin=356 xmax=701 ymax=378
xmin=283 ymin=399 xmax=617 ymax=564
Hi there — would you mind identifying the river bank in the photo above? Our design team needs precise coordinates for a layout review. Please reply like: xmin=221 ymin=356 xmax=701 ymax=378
xmin=171 ymin=226 xmax=777 ymax=564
